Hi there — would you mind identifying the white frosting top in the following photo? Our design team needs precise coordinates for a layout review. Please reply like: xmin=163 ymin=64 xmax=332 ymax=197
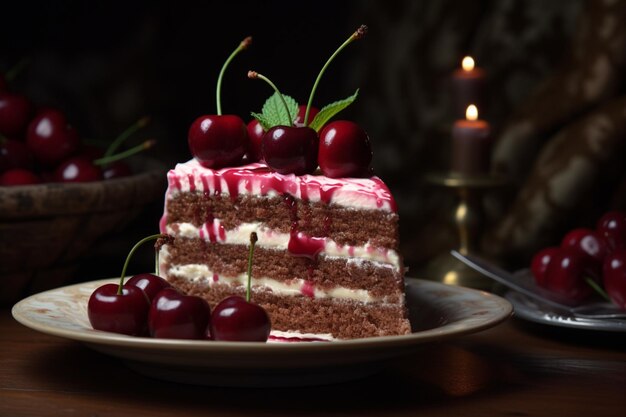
xmin=165 ymin=159 xmax=397 ymax=212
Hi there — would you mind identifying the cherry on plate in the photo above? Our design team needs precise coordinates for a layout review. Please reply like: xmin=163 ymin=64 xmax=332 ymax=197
xmin=210 ymin=295 xmax=271 ymax=342
xmin=149 ymin=288 xmax=211 ymax=340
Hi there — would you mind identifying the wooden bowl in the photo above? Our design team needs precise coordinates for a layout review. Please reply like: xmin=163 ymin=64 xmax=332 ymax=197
xmin=0 ymin=157 xmax=167 ymax=306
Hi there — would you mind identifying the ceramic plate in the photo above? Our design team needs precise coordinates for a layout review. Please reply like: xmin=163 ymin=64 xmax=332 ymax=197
xmin=12 ymin=277 xmax=512 ymax=387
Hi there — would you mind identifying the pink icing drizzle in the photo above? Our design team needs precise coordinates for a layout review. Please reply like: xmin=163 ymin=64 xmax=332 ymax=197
xmin=168 ymin=161 xmax=397 ymax=212
xmin=205 ymin=220 xmax=226 ymax=243
xmin=159 ymin=215 xmax=167 ymax=233
xmin=300 ymin=280 xmax=315 ymax=298
xmin=187 ymin=174 xmax=196 ymax=192
xmin=288 ymin=231 xmax=325 ymax=260
xmin=200 ymin=175 xmax=210 ymax=192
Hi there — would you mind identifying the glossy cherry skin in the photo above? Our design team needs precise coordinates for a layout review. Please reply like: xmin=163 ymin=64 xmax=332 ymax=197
xmin=0 ymin=168 xmax=41 ymax=186
xmin=542 ymin=247 xmax=594 ymax=303
xmin=148 ymin=288 xmax=211 ymax=340
xmin=53 ymin=156 xmax=103 ymax=183
xmin=246 ymin=119 xmax=264 ymax=162
xmin=77 ymin=145 xmax=132 ymax=180
xmin=0 ymin=139 xmax=33 ymax=172
xmin=125 ymin=273 xmax=171 ymax=302
xmin=188 ymin=115 xmax=248 ymax=169
xmin=0 ymin=93 xmax=32 ymax=137
xmin=294 ymin=105 xmax=319 ymax=127
xmin=530 ymin=246 xmax=560 ymax=287
xmin=262 ymin=126 xmax=318 ymax=175
xmin=596 ymin=211 xmax=626 ymax=252
xmin=87 ymin=283 xmax=150 ymax=336
xmin=561 ymin=228 xmax=608 ymax=265
xmin=210 ymin=296 xmax=271 ymax=342
xmin=603 ymin=249 xmax=626 ymax=309
xmin=318 ymin=120 xmax=372 ymax=178
xmin=102 ymin=161 xmax=133 ymax=179
xmin=26 ymin=108 xmax=81 ymax=167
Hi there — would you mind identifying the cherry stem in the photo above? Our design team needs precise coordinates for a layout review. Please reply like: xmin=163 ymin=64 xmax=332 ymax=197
xmin=584 ymin=277 xmax=611 ymax=302
xmin=246 ymin=232 xmax=258 ymax=302
xmin=104 ymin=116 xmax=150 ymax=158
xmin=94 ymin=139 xmax=156 ymax=166
xmin=303 ymin=24 xmax=367 ymax=126
xmin=217 ymin=36 xmax=252 ymax=115
xmin=118 ymin=234 xmax=167 ymax=294
xmin=248 ymin=71 xmax=292 ymax=125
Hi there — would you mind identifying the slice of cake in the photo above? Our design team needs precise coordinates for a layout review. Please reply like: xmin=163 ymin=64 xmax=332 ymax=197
xmin=158 ymin=159 xmax=411 ymax=340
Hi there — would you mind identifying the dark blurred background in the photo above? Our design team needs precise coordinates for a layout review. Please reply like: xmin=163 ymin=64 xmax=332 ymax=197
xmin=3 ymin=0 xmax=625 ymax=280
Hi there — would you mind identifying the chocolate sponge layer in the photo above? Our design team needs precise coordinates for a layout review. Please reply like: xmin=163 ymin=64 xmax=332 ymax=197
xmin=166 ymin=193 xmax=399 ymax=249
xmin=162 ymin=238 xmax=404 ymax=301
xmin=169 ymin=278 xmax=411 ymax=339
xmin=162 ymin=186 xmax=410 ymax=339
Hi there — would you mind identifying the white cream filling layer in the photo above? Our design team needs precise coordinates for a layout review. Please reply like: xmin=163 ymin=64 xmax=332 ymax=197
xmin=268 ymin=330 xmax=335 ymax=342
xmin=165 ymin=263 xmax=391 ymax=304
xmin=167 ymin=221 xmax=401 ymax=270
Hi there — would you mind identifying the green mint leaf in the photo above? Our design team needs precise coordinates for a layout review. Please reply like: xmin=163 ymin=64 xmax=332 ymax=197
xmin=251 ymin=112 xmax=271 ymax=131
xmin=309 ymin=89 xmax=359 ymax=132
xmin=261 ymin=92 xmax=298 ymax=127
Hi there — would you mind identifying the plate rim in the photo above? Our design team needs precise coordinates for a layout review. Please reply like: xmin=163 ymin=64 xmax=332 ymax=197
xmin=12 ymin=277 xmax=513 ymax=351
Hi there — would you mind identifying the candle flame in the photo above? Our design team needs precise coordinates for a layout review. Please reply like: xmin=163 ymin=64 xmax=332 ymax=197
xmin=466 ymin=104 xmax=478 ymax=121
xmin=462 ymin=56 xmax=475 ymax=72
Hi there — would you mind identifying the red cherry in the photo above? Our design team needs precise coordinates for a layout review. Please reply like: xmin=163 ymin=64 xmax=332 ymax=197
xmin=246 ymin=119 xmax=264 ymax=162
xmin=318 ymin=120 xmax=372 ymax=178
xmin=542 ymin=247 xmax=594 ymax=303
xmin=26 ymin=108 xmax=81 ymax=167
xmin=125 ymin=273 xmax=171 ymax=302
xmin=78 ymin=144 xmax=132 ymax=179
xmin=210 ymin=296 xmax=271 ymax=342
xmin=596 ymin=211 xmax=626 ymax=252
xmin=0 ymin=93 xmax=32 ymax=137
xmin=0 ymin=139 xmax=33 ymax=172
xmin=603 ymin=249 xmax=626 ymax=309
xmin=102 ymin=161 xmax=133 ymax=179
xmin=53 ymin=156 xmax=103 ymax=183
xmin=245 ymin=106 xmax=319 ymax=164
xmin=188 ymin=115 xmax=248 ymax=169
xmin=148 ymin=288 xmax=211 ymax=340
xmin=262 ymin=126 xmax=318 ymax=175
xmin=294 ymin=104 xmax=319 ymax=127
xmin=560 ymin=228 xmax=608 ymax=265
xmin=530 ymin=246 xmax=560 ymax=287
xmin=87 ymin=283 xmax=150 ymax=336
xmin=0 ymin=168 xmax=41 ymax=186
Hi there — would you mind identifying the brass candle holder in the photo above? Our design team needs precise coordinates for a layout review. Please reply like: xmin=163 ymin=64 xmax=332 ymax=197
xmin=420 ymin=171 xmax=508 ymax=291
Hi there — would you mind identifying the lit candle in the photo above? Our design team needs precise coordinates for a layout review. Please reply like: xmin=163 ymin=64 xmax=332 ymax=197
xmin=451 ymin=104 xmax=492 ymax=176
xmin=451 ymin=56 xmax=486 ymax=119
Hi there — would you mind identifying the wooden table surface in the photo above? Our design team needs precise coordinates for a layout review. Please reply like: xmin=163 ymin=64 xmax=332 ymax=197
xmin=1 ymin=306 xmax=625 ymax=417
